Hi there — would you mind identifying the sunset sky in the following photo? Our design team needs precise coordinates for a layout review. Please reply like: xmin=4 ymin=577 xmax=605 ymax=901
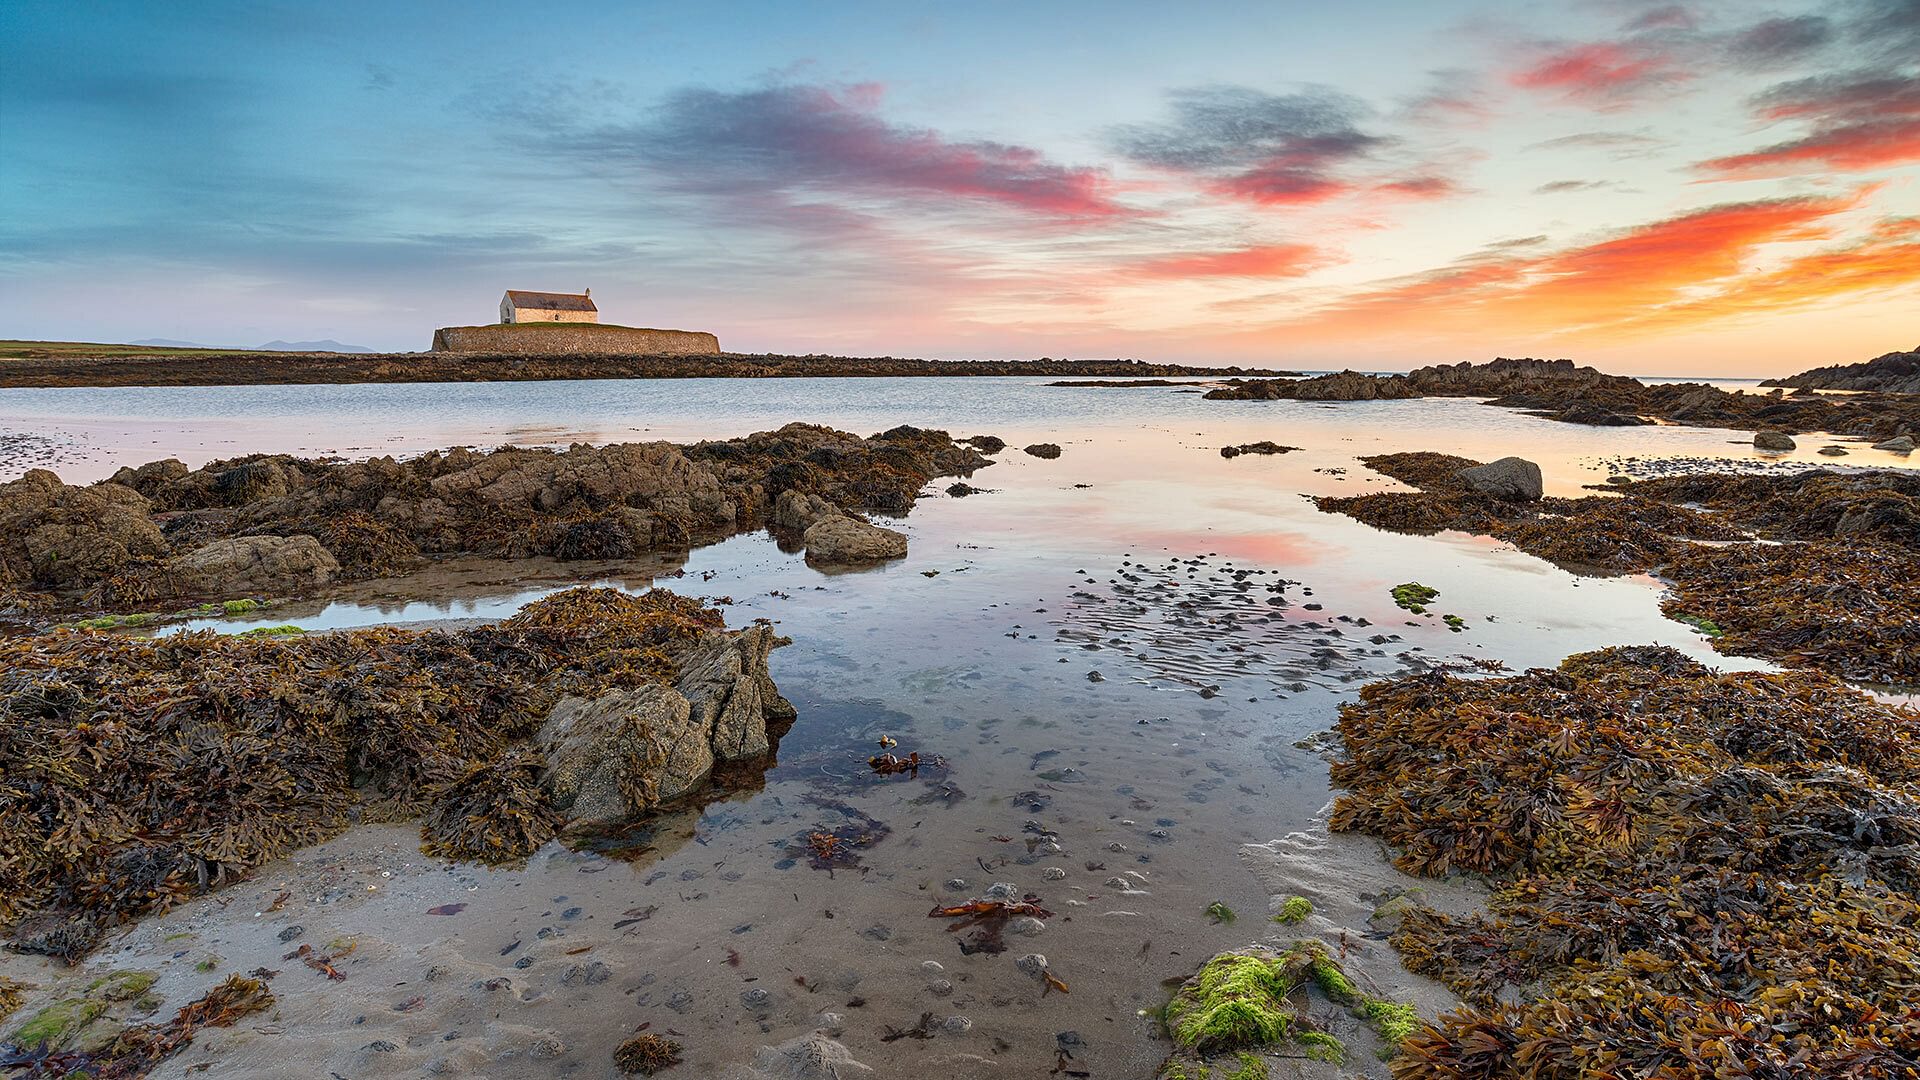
xmin=1 ymin=0 xmax=1915 ymax=375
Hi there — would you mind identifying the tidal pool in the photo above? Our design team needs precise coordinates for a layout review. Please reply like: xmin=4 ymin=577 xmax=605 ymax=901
xmin=1 ymin=378 xmax=1905 ymax=1077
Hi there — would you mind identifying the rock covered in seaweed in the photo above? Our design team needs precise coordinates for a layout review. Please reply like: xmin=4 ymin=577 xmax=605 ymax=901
xmin=0 ymin=586 xmax=786 ymax=963
xmin=2 ymin=423 xmax=989 ymax=609
xmin=167 ymin=535 xmax=341 ymax=595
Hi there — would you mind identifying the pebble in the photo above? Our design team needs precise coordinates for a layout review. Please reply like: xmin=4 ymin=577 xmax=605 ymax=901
xmin=741 ymin=987 xmax=772 ymax=1010
xmin=1015 ymin=953 xmax=1049 ymax=978
xmin=984 ymin=882 xmax=1021 ymax=901
xmin=1009 ymin=917 xmax=1046 ymax=936
xmin=921 ymin=961 xmax=946 ymax=974
xmin=927 ymin=978 xmax=954 ymax=997
xmin=1041 ymin=867 xmax=1067 ymax=881
xmin=943 ymin=1016 xmax=974 ymax=1035
xmin=277 ymin=925 xmax=305 ymax=943
xmin=944 ymin=878 xmax=968 ymax=891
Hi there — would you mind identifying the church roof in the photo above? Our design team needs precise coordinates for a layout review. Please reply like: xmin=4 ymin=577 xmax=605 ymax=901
xmin=504 ymin=290 xmax=597 ymax=312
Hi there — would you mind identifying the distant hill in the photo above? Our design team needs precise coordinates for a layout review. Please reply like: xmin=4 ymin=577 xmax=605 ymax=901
xmin=129 ymin=338 xmax=375 ymax=354
xmin=257 ymin=339 xmax=374 ymax=353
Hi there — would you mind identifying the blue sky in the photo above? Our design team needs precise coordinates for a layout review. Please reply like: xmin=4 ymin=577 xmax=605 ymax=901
xmin=2 ymin=0 xmax=1915 ymax=373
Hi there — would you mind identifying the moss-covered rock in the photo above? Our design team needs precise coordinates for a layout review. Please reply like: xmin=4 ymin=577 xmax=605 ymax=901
xmin=85 ymin=970 xmax=157 ymax=1002
xmin=9 ymin=996 xmax=107 ymax=1049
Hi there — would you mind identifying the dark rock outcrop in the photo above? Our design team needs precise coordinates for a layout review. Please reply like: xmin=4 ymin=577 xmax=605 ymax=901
xmin=1456 ymin=457 xmax=1544 ymax=501
xmin=1764 ymin=346 xmax=1920 ymax=393
xmin=4 ymin=424 xmax=986 ymax=609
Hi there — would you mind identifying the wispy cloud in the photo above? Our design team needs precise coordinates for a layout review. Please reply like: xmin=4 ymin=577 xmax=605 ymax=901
xmin=1509 ymin=41 xmax=1690 ymax=108
xmin=1126 ymin=243 xmax=1329 ymax=279
xmin=1698 ymin=70 xmax=1920 ymax=177
xmin=546 ymin=81 xmax=1133 ymax=221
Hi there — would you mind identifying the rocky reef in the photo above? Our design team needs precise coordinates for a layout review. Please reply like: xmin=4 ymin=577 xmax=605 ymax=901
xmin=1764 ymin=344 xmax=1920 ymax=393
xmin=1205 ymin=356 xmax=1920 ymax=439
xmin=0 ymin=587 xmax=793 ymax=964
xmin=1331 ymin=646 xmax=1920 ymax=1079
xmin=0 ymin=423 xmax=987 ymax=614
xmin=1318 ymin=455 xmax=1920 ymax=683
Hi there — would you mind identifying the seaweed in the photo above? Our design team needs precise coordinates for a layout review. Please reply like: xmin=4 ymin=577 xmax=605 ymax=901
xmin=1271 ymin=896 xmax=1312 ymax=925
xmin=613 ymin=1033 xmax=682 ymax=1075
xmin=1390 ymin=583 xmax=1438 ymax=614
xmin=1 ymin=974 xmax=273 ymax=1079
xmin=0 ymin=979 xmax=25 ymax=1026
xmin=0 ymin=587 xmax=753 ymax=961
xmin=1331 ymin=646 xmax=1920 ymax=1078
xmin=1156 ymin=941 xmax=1397 ymax=1077
xmin=1320 ymin=455 xmax=1920 ymax=682
xmin=1203 ymin=901 xmax=1236 ymax=924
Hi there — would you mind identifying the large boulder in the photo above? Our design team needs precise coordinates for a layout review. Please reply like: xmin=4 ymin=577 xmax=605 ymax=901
xmin=802 ymin=516 xmax=907 ymax=563
xmin=1754 ymin=431 xmax=1797 ymax=451
xmin=1455 ymin=456 xmax=1543 ymax=501
xmin=1873 ymin=435 xmax=1915 ymax=453
xmin=167 ymin=535 xmax=339 ymax=596
xmin=771 ymin=488 xmax=843 ymax=532
xmin=0 ymin=470 xmax=167 ymax=591
xmin=538 ymin=626 xmax=794 ymax=825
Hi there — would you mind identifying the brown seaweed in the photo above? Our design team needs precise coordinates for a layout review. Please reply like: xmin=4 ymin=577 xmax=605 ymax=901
xmin=1330 ymin=646 xmax=1920 ymax=1078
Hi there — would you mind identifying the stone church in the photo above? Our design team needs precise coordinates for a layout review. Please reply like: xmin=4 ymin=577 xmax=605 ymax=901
xmin=499 ymin=289 xmax=598 ymax=324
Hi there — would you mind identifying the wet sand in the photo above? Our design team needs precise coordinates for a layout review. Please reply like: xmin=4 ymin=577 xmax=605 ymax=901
xmin=3 ymin=382 xmax=1910 ymax=1076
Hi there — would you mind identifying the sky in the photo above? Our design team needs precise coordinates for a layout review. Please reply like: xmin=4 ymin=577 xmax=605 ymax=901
xmin=1 ymin=0 xmax=1916 ymax=375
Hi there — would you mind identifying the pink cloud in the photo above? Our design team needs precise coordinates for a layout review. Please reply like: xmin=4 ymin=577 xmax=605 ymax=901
xmin=1510 ymin=42 xmax=1688 ymax=106
xmin=1129 ymin=243 xmax=1329 ymax=279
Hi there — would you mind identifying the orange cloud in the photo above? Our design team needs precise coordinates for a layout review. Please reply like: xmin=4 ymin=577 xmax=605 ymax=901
xmin=1129 ymin=243 xmax=1328 ymax=279
xmin=1696 ymin=118 xmax=1920 ymax=176
xmin=1510 ymin=42 xmax=1687 ymax=106
xmin=1271 ymin=189 xmax=1881 ymax=339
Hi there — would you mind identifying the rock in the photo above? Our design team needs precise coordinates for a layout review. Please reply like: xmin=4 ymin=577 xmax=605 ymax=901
xmin=1754 ymin=430 xmax=1797 ymax=451
xmin=538 ymin=625 xmax=794 ymax=825
xmin=0 ymin=471 xmax=167 ymax=592
xmin=1009 ymin=917 xmax=1046 ymax=936
xmin=801 ymin=516 xmax=907 ymax=563
xmin=771 ymin=488 xmax=842 ymax=532
xmin=1819 ymin=446 xmax=1849 ymax=456
xmin=1455 ymin=456 xmax=1543 ymax=501
xmin=721 ymin=1033 xmax=875 ymax=1079
xmin=943 ymin=1016 xmax=974 ymax=1035
xmin=1023 ymin=443 xmax=1063 ymax=459
xmin=1874 ymin=435 xmax=1916 ymax=452
xmin=945 ymin=483 xmax=981 ymax=497
xmin=167 ymin=534 xmax=339 ymax=596
xmin=965 ymin=435 xmax=1006 ymax=453
xmin=1014 ymin=953 xmax=1050 ymax=978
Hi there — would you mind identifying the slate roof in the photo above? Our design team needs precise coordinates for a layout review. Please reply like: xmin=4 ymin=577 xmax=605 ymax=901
xmin=503 ymin=290 xmax=597 ymax=312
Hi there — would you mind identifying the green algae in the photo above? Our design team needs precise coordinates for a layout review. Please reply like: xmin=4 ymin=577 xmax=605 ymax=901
xmin=235 ymin=624 xmax=304 ymax=637
xmin=1442 ymin=613 xmax=1465 ymax=632
xmin=85 ymin=971 xmax=156 ymax=1002
xmin=1271 ymin=896 xmax=1312 ymax=925
xmin=1166 ymin=953 xmax=1294 ymax=1053
xmin=10 ymin=997 xmax=106 ymax=1049
xmin=1360 ymin=998 xmax=1420 ymax=1049
xmin=220 ymin=598 xmax=261 ymax=615
xmin=1203 ymin=901 xmax=1236 ymax=924
xmin=1224 ymin=1052 xmax=1268 ymax=1080
xmin=1390 ymin=582 xmax=1438 ymax=614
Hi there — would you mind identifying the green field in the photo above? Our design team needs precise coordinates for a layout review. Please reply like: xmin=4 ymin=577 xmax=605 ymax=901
xmin=0 ymin=340 xmax=263 ymax=360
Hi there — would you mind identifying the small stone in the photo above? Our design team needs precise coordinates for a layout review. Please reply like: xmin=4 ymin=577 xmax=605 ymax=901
xmin=927 ymin=978 xmax=954 ymax=997
xmin=921 ymin=961 xmax=946 ymax=974
xmin=943 ymin=1016 xmax=974 ymax=1035
xmin=984 ymin=882 xmax=1021 ymax=901
xmin=741 ymin=987 xmax=773 ymax=1010
xmin=528 ymin=1036 xmax=567 ymax=1060
xmin=513 ymin=956 xmax=534 ymax=970
xmin=944 ymin=878 xmax=968 ymax=891
xmin=276 ymin=925 xmax=305 ymax=943
xmin=1009 ymin=917 xmax=1046 ymax=936
xmin=1041 ymin=867 xmax=1067 ymax=881
xmin=1015 ymin=953 xmax=1049 ymax=978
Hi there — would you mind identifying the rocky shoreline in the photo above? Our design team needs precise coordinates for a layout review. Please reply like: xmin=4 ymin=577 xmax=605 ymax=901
xmin=1762 ymin=344 xmax=1920 ymax=393
xmin=1201 ymin=356 xmax=1920 ymax=441
xmin=1316 ymin=452 xmax=1920 ymax=684
xmin=0 ymin=347 xmax=1295 ymax=388
xmin=0 ymin=423 xmax=989 ymax=619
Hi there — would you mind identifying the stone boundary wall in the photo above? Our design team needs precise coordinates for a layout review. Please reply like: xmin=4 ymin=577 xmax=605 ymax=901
xmin=432 ymin=323 xmax=720 ymax=355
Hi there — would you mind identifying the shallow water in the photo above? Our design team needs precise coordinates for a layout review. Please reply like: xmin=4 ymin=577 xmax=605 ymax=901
xmin=2 ymin=378 xmax=1912 ymax=1077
